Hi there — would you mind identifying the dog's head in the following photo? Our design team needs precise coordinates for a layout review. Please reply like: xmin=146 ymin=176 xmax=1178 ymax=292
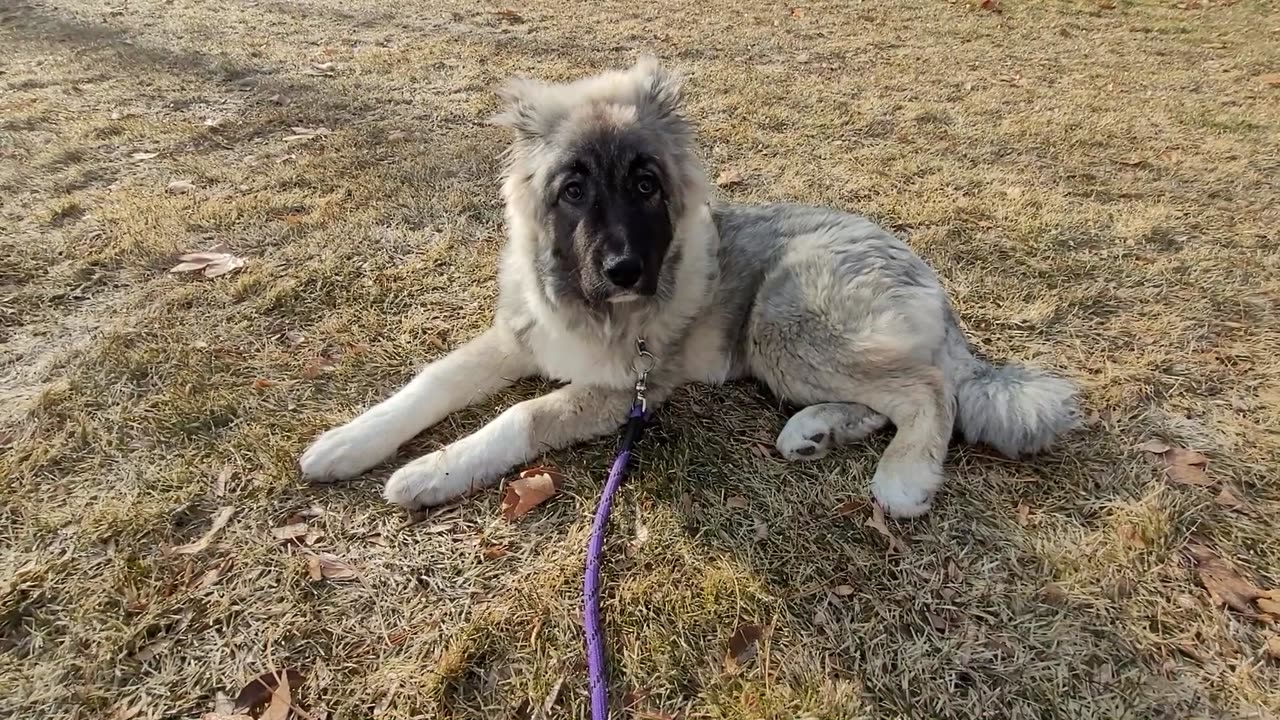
xmin=493 ymin=58 xmax=706 ymax=307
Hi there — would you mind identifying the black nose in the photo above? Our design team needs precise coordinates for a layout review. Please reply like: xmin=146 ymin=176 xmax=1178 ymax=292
xmin=603 ymin=256 xmax=643 ymax=289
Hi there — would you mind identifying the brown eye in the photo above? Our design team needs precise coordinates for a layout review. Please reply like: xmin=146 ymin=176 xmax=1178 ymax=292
xmin=636 ymin=177 xmax=657 ymax=196
xmin=562 ymin=182 xmax=583 ymax=202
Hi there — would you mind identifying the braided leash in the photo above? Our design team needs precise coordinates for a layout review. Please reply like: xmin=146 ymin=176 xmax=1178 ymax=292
xmin=584 ymin=340 xmax=655 ymax=720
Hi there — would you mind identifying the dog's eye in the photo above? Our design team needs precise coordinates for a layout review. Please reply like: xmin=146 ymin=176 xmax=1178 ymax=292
xmin=635 ymin=177 xmax=657 ymax=196
xmin=561 ymin=182 xmax=584 ymax=202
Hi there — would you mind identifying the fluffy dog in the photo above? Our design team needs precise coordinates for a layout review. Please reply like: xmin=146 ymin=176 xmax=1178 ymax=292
xmin=300 ymin=58 xmax=1078 ymax=517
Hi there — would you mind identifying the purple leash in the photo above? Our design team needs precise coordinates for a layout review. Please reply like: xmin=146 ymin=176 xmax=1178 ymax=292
xmin=584 ymin=340 xmax=654 ymax=720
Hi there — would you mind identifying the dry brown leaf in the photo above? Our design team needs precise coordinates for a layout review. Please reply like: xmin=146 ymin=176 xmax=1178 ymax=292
xmin=304 ymin=62 xmax=336 ymax=76
xmin=541 ymin=676 xmax=564 ymax=714
xmin=301 ymin=357 xmax=335 ymax=379
xmin=724 ymin=623 xmax=764 ymax=670
xmin=234 ymin=668 xmax=303 ymax=715
xmin=170 ymin=249 xmax=246 ymax=279
xmin=725 ymin=495 xmax=749 ymax=510
xmin=1215 ymin=485 xmax=1249 ymax=512
xmin=1266 ymin=636 xmax=1280 ymax=661
xmin=500 ymin=467 xmax=564 ymax=521
xmin=482 ymin=544 xmax=508 ymax=560
xmin=1185 ymin=542 xmax=1263 ymax=613
xmin=306 ymin=552 xmax=359 ymax=581
xmin=833 ymin=584 xmax=855 ymax=597
xmin=715 ymin=168 xmax=745 ymax=187
xmin=168 ymin=507 xmax=234 ymax=555
xmin=1015 ymin=500 xmax=1031 ymax=527
xmin=789 ymin=6 xmax=805 ymax=18
xmin=251 ymin=378 xmax=275 ymax=390
xmin=188 ymin=561 xmax=229 ymax=591
xmin=1138 ymin=439 xmax=1171 ymax=454
xmin=1117 ymin=523 xmax=1147 ymax=549
xmin=261 ymin=671 xmax=291 ymax=720
xmin=1256 ymin=590 xmax=1280 ymax=617
xmin=926 ymin=610 xmax=949 ymax=632
xmin=1167 ymin=463 xmax=1211 ymax=486
xmin=753 ymin=519 xmax=769 ymax=541
xmin=166 ymin=180 xmax=196 ymax=194
xmin=214 ymin=467 xmax=231 ymax=496
xmin=1259 ymin=73 xmax=1280 ymax=87
xmin=834 ymin=498 xmax=862 ymax=516
xmin=1039 ymin=582 xmax=1068 ymax=604
xmin=271 ymin=523 xmax=308 ymax=542
xmin=866 ymin=503 xmax=907 ymax=553
xmin=977 ymin=0 xmax=1001 ymax=12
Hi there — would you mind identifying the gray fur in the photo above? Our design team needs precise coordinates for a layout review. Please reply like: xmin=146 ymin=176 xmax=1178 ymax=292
xmin=299 ymin=58 xmax=1079 ymax=518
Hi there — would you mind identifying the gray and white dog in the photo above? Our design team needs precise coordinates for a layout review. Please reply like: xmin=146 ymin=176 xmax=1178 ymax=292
xmin=300 ymin=58 xmax=1078 ymax=517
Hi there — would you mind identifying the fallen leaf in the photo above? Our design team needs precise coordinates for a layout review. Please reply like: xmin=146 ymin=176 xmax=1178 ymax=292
xmin=1039 ymin=582 xmax=1068 ymax=604
xmin=301 ymin=357 xmax=335 ymax=379
xmin=134 ymin=637 xmax=172 ymax=663
xmin=789 ymin=6 xmax=806 ymax=17
xmin=304 ymin=62 xmax=336 ymax=76
xmin=214 ymin=467 xmax=231 ymax=496
xmin=866 ymin=503 xmax=907 ymax=553
xmin=1185 ymin=542 xmax=1263 ymax=613
xmin=1166 ymin=462 xmax=1211 ymax=486
xmin=233 ymin=668 xmax=303 ymax=716
xmin=271 ymin=523 xmax=308 ymax=542
xmin=753 ymin=519 xmax=769 ymax=541
xmin=306 ymin=552 xmax=359 ymax=581
xmin=1266 ymin=636 xmax=1280 ymax=661
xmin=1259 ymin=73 xmax=1280 ymax=88
xmin=166 ymin=180 xmax=196 ymax=194
xmin=724 ymin=624 xmax=764 ymax=670
xmin=1143 ymin=442 xmax=1212 ymax=486
xmin=926 ymin=610 xmax=949 ymax=632
xmin=834 ymin=498 xmax=862 ymax=516
xmin=189 ymin=560 xmax=230 ymax=591
xmin=749 ymin=442 xmax=774 ymax=459
xmin=1015 ymin=500 xmax=1031 ymax=527
xmin=170 ymin=249 xmax=247 ymax=279
xmin=1096 ymin=0 xmax=1115 ymax=8
xmin=1216 ymin=485 xmax=1249 ymax=512
xmin=833 ymin=584 xmax=855 ymax=596
xmin=261 ymin=671 xmax=291 ymax=720
xmin=482 ymin=544 xmax=508 ymax=560
xmin=251 ymin=378 xmax=275 ymax=390
xmin=977 ymin=0 xmax=1001 ymax=12
xmin=500 ymin=468 xmax=564 ymax=521
xmin=168 ymin=507 xmax=234 ymax=555
xmin=725 ymin=495 xmax=749 ymax=510
xmin=130 ymin=151 xmax=160 ymax=160
xmin=283 ymin=330 xmax=305 ymax=346
xmin=715 ymin=168 xmax=745 ymax=187
xmin=1257 ymin=592 xmax=1280 ymax=617
xmin=1138 ymin=439 xmax=1172 ymax=454
xmin=1117 ymin=523 xmax=1148 ymax=549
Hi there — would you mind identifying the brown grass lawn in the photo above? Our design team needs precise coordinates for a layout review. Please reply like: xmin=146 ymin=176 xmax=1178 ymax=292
xmin=3 ymin=0 xmax=1279 ymax=718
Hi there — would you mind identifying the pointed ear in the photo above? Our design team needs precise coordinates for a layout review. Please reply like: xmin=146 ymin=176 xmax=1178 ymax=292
xmin=491 ymin=76 xmax=552 ymax=141
xmin=632 ymin=55 xmax=685 ymax=122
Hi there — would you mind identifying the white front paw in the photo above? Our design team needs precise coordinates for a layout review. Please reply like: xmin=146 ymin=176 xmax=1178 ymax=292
xmin=299 ymin=418 xmax=401 ymax=482
xmin=871 ymin=463 xmax=941 ymax=519
xmin=383 ymin=449 xmax=477 ymax=510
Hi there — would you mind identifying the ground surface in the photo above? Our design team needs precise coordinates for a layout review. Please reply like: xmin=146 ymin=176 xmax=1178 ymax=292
xmin=2 ymin=0 xmax=1279 ymax=718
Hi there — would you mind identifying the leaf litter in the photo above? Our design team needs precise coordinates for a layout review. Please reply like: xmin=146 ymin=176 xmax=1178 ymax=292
xmin=1139 ymin=440 xmax=1211 ymax=486
xmin=724 ymin=623 xmax=764 ymax=670
xmin=170 ymin=247 xmax=247 ymax=279
xmin=866 ymin=502 xmax=908 ymax=553
xmin=500 ymin=467 xmax=564 ymax=521
xmin=168 ymin=507 xmax=234 ymax=555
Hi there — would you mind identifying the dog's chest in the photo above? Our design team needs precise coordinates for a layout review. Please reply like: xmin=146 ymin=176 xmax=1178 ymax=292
xmin=526 ymin=324 xmax=635 ymax=388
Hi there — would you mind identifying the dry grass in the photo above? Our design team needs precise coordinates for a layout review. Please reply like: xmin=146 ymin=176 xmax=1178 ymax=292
xmin=2 ymin=0 xmax=1279 ymax=718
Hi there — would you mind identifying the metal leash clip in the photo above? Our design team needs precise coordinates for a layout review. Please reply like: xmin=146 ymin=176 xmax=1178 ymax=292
xmin=631 ymin=338 xmax=657 ymax=413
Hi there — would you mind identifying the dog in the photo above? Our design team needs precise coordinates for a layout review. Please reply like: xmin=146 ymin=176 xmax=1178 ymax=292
xmin=299 ymin=57 xmax=1078 ymax=518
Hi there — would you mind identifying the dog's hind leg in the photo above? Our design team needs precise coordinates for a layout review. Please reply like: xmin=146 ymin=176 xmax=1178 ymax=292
xmin=299 ymin=327 xmax=535 ymax=483
xmin=775 ymin=403 xmax=888 ymax=460
xmin=852 ymin=374 xmax=955 ymax=518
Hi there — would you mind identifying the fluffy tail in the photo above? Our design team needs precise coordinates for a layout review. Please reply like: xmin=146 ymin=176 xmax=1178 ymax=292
xmin=955 ymin=356 xmax=1080 ymax=458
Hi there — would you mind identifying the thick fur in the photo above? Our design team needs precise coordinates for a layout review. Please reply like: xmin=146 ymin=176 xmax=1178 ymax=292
xmin=299 ymin=58 xmax=1079 ymax=517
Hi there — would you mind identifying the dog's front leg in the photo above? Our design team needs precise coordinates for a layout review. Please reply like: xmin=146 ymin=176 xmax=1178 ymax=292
xmin=383 ymin=382 xmax=668 ymax=509
xmin=300 ymin=327 xmax=535 ymax=482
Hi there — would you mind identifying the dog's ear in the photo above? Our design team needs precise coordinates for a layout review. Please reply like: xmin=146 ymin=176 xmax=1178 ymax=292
xmin=632 ymin=55 xmax=685 ymax=123
xmin=491 ymin=77 xmax=552 ymax=142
